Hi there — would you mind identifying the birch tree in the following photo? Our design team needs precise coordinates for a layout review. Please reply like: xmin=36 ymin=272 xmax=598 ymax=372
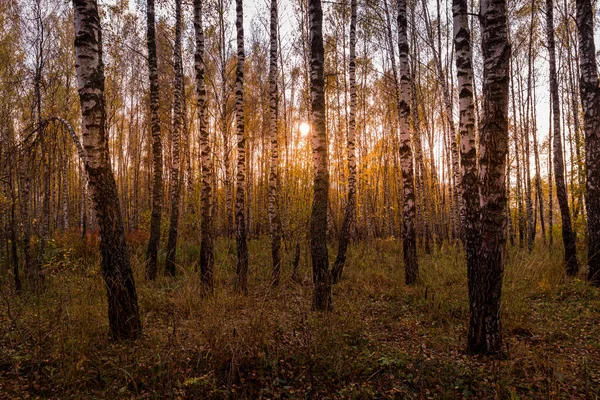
xmin=165 ymin=0 xmax=184 ymax=277
xmin=194 ymin=0 xmax=214 ymax=292
xmin=145 ymin=0 xmax=163 ymax=281
xmin=397 ymin=0 xmax=418 ymax=285
xmin=268 ymin=0 xmax=283 ymax=286
xmin=332 ymin=0 xmax=357 ymax=284
xmin=547 ymin=0 xmax=579 ymax=275
xmin=234 ymin=0 xmax=249 ymax=294
xmin=309 ymin=0 xmax=332 ymax=310
xmin=72 ymin=0 xmax=141 ymax=339
xmin=575 ymin=0 xmax=600 ymax=284
xmin=467 ymin=0 xmax=510 ymax=355
xmin=453 ymin=0 xmax=479 ymax=304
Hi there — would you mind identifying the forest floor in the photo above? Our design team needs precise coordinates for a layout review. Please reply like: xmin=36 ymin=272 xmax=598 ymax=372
xmin=0 ymin=232 xmax=599 ymax=399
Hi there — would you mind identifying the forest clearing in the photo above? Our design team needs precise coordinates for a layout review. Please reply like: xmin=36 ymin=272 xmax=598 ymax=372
xmin=1 ymin=0 xmax=600 ymax=397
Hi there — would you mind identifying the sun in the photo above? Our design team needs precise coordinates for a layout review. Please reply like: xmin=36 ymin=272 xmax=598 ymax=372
xmin=299 ymin=122 xmax=310 ymax=137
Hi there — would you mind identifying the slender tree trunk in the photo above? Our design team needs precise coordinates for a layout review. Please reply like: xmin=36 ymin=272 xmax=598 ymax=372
xmin=467 ymin=0 xmax=510 ymax=355
xmin=575 ymin=0 xmax=600 ymax=284
xmin=531 ymin=76 xmax=546 ymax=242
xmin=309 ymin=0 xmax=332 ymax=310
xmin=547 ymin=0 xmax=579 ymax=275
xmin=165 ymin=0 xmax=184 ymax=277
xmin=510 ymin=62 xmax=525 ymax=247
xmin=524 ymin=0 xmax=536 ymax=251
xmin=268 ymin=0 xmax=283 ymax=286
xmin=18 ymin=157 xmax=33 ymax=289
xmin=3 ymin=132 xmax=21 ymax=291
xmin=73 ymin=0 xmax=141 ymax=340
xmin=145 ymin=0 xmax=163 ymax=281
xmin=332 ymin=0 xmax=357 ymax=284
xmin=194 ymin=0 xmax=214 ymax=292
xmin=397 ymin=0 xmax=419 ymax=284
xmin=548 ymin=101 xmax=554 ymax=247
xmin=11 ymin=193 xmax=21 ymax=293
xmin=234 ymin=0 xmax=249 ymax=294
xmin=218 ymin=0 xmax=234 ymax=239
xmin=453 ymin=0 xmax=479 ymax=312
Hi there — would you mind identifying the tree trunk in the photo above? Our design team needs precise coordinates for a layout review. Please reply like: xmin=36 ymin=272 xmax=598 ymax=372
xmin=575 ymin=0 xmax=600 ymax=284
xmin=397 ymin=0 xmax=419 ymax=284
xmin=194 ymin=0 xmax=215 ymax=292
xmin=309 ymin=0 xmax=332 ymax=311
xmin=548 ymin=101 xmax=554 ymax=247
xmin=467 ymin=0 xmax=510 ymax=355
xmin=547 ymin=0 xmax=579 ymax=275
xmin=165 ymin=0 xmax=184 ymax=277
xmin=332 ymin=0 xmax=357 ymax=284
xmin=453 ymin=0 xmax=479 ymax=313
xmin=18 ymin=157 xmax=34 ymax=290
xmin=234 ymin=0 xmax=249 ymax=294
xmin=268 ymin=0 xmax=284 ymax=286
xmin=72 ymin=0 xmax=141 ymax=340
xmin=145 ymin=0 xmax=163 ymax=281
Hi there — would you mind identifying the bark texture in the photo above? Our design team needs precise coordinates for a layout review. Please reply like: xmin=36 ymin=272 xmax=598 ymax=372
xmin=575 ymin=0 xmax=600 ymax=284
xmin=453 ymin=0 xmax=479 ymax=305
xmin=145 ymin=0 xmax=163 ymax=281
xmin=194 ymin=0 xmax=215 ymax=292
xmin=268 ymin=0 xmax=283 ymax=286
xmin=397 ymin=0 xmax=419 ymax=285
xmin=234 ymin=0 xmax=249 ymax=294
xmin=309 ymin=0 xmax=332 ymax=310
xmin=332 ymin=0 xmax=357 ymax=285
xmin=73 ymin=0 xmax=141 ymax=340
xmin=165 ymin=0 xmax=184 ymax=277
xmin=467 ymin=0 xmax=510 ymax=355
xmin=547 ymin=0 xmax=579 ymax=275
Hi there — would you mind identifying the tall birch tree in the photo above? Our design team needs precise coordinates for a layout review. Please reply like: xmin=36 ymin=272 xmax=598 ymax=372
xmin=234 ymin=0 xmax=249 ymax=294
xmin=72 ymin=0 xmax=141 ymax=339
xmin=467 ymin=0 xmax=510 ymax=355
xmin=575 ymin=0 xmax=600 ymax=284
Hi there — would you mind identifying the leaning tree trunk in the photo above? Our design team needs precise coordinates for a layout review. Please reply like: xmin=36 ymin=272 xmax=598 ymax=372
xmin=194 ymin=0 xmax=215 ymax=292
xmin=467 ymin=0 xmax=510 ymax=355
xmin=397 ymin=0 xmax=419 ymax=285
xmin=575 ymin=0 xmax=600 ymax=284
xmin=268 ymin=0 xmax=284 ymax=286
xmin=165 ymin=0 xmax=184 ymax=277
xmin=453 ymin=0 xmax=479 ymax=311
xmin=547 ymin=0 xmax=579 ymax=275
xmin=234 ymin=0 xmax=249 ymax=294
xmin=72 ymin=0 xmax=141 ymax=340
xmin=332 ymin=0 xmax=357 ymax=284
xmin=145 ymin=0 xmax=163 ymax=281
xmin=309 ymin=0 xmax=332 ymax=310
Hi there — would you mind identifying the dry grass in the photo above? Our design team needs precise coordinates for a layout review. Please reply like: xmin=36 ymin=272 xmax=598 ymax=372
xmin=1 ymin=233 xmax=599 ymax=398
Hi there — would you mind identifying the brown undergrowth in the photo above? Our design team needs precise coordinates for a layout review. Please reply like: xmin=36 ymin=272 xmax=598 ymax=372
xmin=0 ymin=234 xmax=599 ymax=398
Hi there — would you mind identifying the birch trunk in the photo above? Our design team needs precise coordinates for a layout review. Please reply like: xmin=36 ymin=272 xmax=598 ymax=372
xmin=73 ymin=0 xmax=141 ymax=339
xmin=453 ymin=0 xmax=479 ymax=305
xmin=575 ymin=0 xmax=600 ymax=284
xmin=547 ymin=0 xmax=579 ymax=275
xmin=145 ymin=0 xmax=163 ymax=281
xmin=268 ymin=0 xmax=284 ymax=285
xmin=468 ymin=0 xmax=510 ymax=355
xmin=165 ymin=0 xmax=184 ymax=277
xmin=309 ymin=0 xmax=332 ymax=310
xmin=332 ymin=0 xmax=357 ymax=284
xmin=397 ymin=0 xmax=419 ymax=284
xmin=194 ymin=0 xmax=214 ymax=292
xmin=234 ymin=0 xmax=249 ymax=294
